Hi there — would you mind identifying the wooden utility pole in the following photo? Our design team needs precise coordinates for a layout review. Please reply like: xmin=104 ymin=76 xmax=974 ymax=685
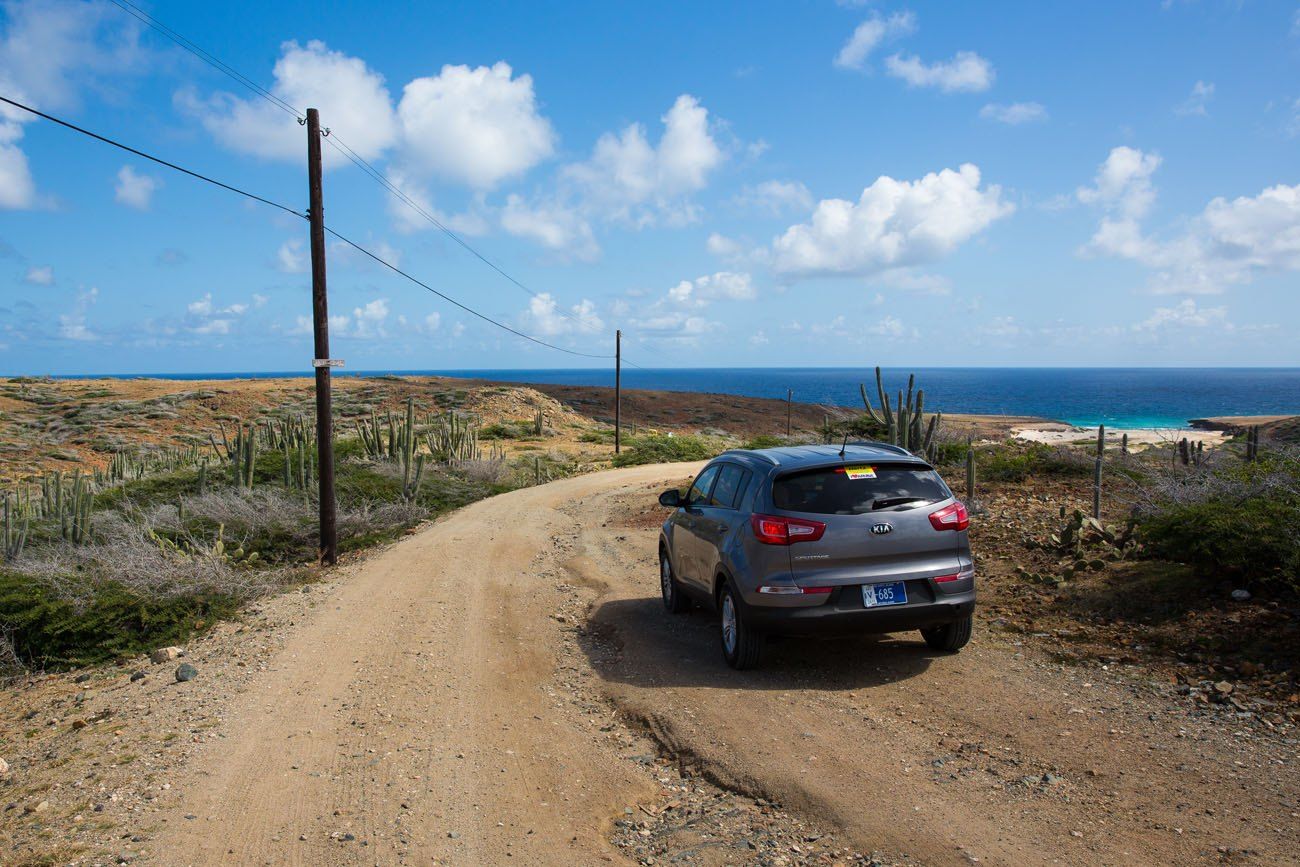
xmin=614 ymin=329 xmax=622 ymax=454
xmin=306 ymin=108 xmax=337 ymax=565
xmin=786 ymin=389 xmax=792 ymax=437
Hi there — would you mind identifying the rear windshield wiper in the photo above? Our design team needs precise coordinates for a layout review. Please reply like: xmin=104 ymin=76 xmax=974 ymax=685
xmin=871 ymin=497 xmax=930 ymax=510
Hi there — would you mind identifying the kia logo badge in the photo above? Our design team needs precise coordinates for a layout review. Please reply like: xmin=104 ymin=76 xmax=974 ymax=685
xmin=871 ymin=523 xmax=893 ymax=535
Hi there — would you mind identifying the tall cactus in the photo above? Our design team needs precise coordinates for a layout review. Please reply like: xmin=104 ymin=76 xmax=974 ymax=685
xmin=1092 ymin=425 xmax=1104 ymax=520
xmin=3 ymin=492 xmax=28 ymax=562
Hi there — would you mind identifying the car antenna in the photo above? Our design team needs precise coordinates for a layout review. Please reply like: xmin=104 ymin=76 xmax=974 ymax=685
xmin=838 ymin=432 xmax=849 ymax=458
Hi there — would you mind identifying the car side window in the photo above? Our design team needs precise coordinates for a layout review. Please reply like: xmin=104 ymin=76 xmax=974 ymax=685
xmin=688 ymin=465 xmax=721 ymax=505
xmin=708 ymin=464 xmax=748 ymax=509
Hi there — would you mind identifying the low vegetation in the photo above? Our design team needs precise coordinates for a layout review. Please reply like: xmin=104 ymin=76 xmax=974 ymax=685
xmin=0 ymin=393 xmax=587 ymax=670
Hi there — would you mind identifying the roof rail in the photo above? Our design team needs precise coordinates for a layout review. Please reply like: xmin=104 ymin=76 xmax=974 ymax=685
xmin=848 ymin=440 xmax=913 ymax=456
xmin=720 ymin=447 xmax=780 ymax=465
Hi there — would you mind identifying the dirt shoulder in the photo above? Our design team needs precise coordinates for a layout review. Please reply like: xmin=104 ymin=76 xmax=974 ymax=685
xmin=5 ymin=464 xmax=1296 ymax=866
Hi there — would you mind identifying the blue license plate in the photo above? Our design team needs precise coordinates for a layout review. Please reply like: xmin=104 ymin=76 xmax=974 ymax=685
xmin=862 ymin=581 xmax=907 ymax=608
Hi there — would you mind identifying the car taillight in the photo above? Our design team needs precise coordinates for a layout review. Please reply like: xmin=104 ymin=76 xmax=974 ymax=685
xmin=928 ymin=501 xmax=970 ymax=532
xmin=934 ymin=566 xmax=976 ymax=583
xmin=750 ymin=513 xmax=826 ymax=545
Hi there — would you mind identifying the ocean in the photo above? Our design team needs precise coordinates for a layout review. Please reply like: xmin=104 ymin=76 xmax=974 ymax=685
xmin=50 ymin=367 xmax=1300 ymax=430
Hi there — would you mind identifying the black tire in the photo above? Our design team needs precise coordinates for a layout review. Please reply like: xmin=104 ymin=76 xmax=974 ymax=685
xmin=660 ymin=547 xmax=690 ymax=614
xmin=921 ymin=615 xmax=973 ymax=652
xmin=718 ymin=582 xmax=763 ymax=669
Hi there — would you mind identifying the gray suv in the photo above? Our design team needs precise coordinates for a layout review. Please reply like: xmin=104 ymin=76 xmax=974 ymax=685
xmin=658 ymin=443 xmax=975 ymax=669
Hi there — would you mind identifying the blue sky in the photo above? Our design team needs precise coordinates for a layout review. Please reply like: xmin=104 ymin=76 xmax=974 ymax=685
xmin=1 ymin=0 xmax=1298 ymax=375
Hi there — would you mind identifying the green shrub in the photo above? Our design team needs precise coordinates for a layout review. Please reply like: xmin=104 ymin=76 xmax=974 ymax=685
xmin=1137 ymin=496 xmax=1300 ymax=591
xmin=741 ymin=435 xmax=787 ymax=450
xmin=612 ymin=434 xmax=722 ymax=467
xmin=0 ymin=573 xmax=240 ymax=668
xmin=977 ymin=443 xmax=1091 ymax=482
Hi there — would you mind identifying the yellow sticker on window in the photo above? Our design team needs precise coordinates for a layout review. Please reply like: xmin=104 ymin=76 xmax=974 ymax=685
xmin=844 ymin=465 xmax=876 ymax=480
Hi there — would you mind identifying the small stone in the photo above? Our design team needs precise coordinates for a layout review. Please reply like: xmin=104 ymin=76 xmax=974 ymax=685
xmin=71 ymin=719 xmax=87 ymax=730
xmin=448 ymin=831 xmax=460 ymax=839
xmin=1070 ymin=830 xmax=1083 ymax=838
xmin=0 ymin=758 xmax=8 ymax=778
xmin=1213 ymin=680 xmax=1234 ymax=696
xmin=175 ymin=663 xmax=199 ymax=683
xmin=150 ymin=647 xmax=182 ymax=664
xmin=130 ymin=670 xmax=147 ymax=682
xmin=24 ymin=800 xmax=48 ymax=814
xmin=1230 ymin=588 xmax=1251 ymax=602
xmin=74 ymin=673 xmax=92 ymax=683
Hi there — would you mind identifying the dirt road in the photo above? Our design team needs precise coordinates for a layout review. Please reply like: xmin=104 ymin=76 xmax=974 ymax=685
xmin=155 ymin=464 xmax=1299 ymax=866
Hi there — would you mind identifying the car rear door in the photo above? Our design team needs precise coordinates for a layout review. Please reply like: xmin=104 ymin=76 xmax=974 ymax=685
xmin=691 ymin=463 xmax=750 ymax=584
xmin=771 ymin=462 xmax=963 ymax=587
xmin=673 ymin=464 xmax=721 ymax=592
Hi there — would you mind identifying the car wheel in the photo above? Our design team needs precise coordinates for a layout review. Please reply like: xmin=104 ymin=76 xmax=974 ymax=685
xmin=719 ymin=582 xmax=762 ymax=669
xmin=921 ymin=615 xmax=973 ymax=652
xmin=660 ymin=547 xmax=690 ymax=613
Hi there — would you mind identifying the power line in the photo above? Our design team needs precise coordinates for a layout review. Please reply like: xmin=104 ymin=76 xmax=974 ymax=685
xmin=324 ymin=227 xmax=613 ymax=359
xmin=3 ymin=93 xmax=613 ymax=361
xmin=105 ymin=0 xmax=302 ymax=120
xmin=103 ymin=0 xmax=611 ymax=339
xmin=0 ymin=94 xmax=305 ymax=220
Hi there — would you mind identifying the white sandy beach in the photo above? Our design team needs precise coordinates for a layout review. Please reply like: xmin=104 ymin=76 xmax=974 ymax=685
xmin=1012 ymin=423 xmax=1230 ymax=448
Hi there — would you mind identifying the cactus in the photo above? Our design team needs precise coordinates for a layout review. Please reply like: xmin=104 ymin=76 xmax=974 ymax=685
xmin=3 ymin=493 xmax=28 ymax=562
xmin=533 ymin=408 xmax=545 ymax=436
xmin=1092 ymin=425 xmax=1104 ymax=520
xmin=966 ymin=438 xmax=976 ymax=502
xmin=427 ymin=410 xmax=478 ymax=463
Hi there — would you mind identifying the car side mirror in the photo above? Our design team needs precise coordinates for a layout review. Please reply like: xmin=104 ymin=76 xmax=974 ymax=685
xmin=658 ymin=488 xmax=683 ymax=508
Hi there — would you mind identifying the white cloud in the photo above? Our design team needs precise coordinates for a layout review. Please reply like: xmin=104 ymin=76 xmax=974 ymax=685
xmin=58 ymin=286 xmax=98 ymax=341
xmin=348 ymin=299 xmax=390 ymax=338
xmin=185 ymin=292 xmax=256 ymax=334
xmin=979 ymin=101 xmax=1047 ymax=125
xmin=834 ymin=12 xmax=916 ymax=70
xmin=1138 ymin=298 xmax=1228 ymax=330
xmin=749 ymin=329 xmax=769 ymax=346
xmin=396 ymin=62 xmax=555 ymax=189
xmin=23 ymin=264 xmax=52 ymax=285
xmin=1175 ymin=80 xmax=1214 ymax=116
xmin=180 ymin=40 xmax=397 ymax=168
xmin=424 ymin=312 xmax=441 ymax=333
xmin=1079 ymin=148 xmax=1300 ymax=294
xmin=868 ymin=315 xmax=907 ymax=338
xmin=501 ymin=94 xmax=727 ymax=255
xmin=707 ymin=232 xmax=744 ymax=258
xmin=561 ymin=94 xmax=723 ymax=226
xmin=0 ymin=125 xmax=35 ymax=209
xmin=187 ymin=294 xmax=213 ymax=316
xmin=629 ymin=311 xmax=717 ymax=341
xmin=769 ymin=164 xmax=1012 ymax=277
xmin=1076 ymin=146 xmax=1161 ymax=218
xmin=114 ymin=164 xmax=159 ymax=209
xmin=0 ymin=0 xmax=145 ymax=209
xmin=500 ymin=195 xmax=598 ymax=261
xmin=520 ymin=293 xmax=603 ymax=337
xmin=734 ymin=180 xmax=813 ymax=215
xmin=665 ymin=272 xmax=755 ymax=308
xmin=885 ymin=51 xmax=994 ymax=93
xmin=276 ymin=239 xmax=307 ymax=273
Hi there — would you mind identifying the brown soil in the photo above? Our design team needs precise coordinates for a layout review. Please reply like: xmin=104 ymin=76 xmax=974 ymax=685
xmin=3 ymin=465 xmax=1296 ymax=865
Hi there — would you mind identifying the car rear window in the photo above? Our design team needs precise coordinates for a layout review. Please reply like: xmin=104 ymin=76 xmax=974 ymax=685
xmin=771 ymin=464 xmax=950 ymax=516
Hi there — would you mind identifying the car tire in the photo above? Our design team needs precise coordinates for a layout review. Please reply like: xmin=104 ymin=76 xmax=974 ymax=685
xmin=718 ymin=582 xmax=762 ymax=670
xmin=660 ymin=547 xmax=690 ymax=614
xmin=921 ymin=615 xmax=973 ymax=652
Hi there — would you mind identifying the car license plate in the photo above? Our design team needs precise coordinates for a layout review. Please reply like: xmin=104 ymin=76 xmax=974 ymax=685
xmin=862 ymin=581 xmax=907 ymax=608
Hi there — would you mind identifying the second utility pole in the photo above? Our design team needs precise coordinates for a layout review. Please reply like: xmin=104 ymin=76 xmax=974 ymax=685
xmin=614 ymin=329 xmax=622 ymax=454
xmin=306 ymin=107 xmax=338 ymax=565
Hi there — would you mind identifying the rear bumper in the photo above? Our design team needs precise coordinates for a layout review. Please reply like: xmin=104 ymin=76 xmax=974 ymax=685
xmin=741 ymin=583 xmax=976 ymax=636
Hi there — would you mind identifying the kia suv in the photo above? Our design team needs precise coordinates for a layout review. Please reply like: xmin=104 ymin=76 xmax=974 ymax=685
xmin=657 ymin=443 xmax=975 ymax=669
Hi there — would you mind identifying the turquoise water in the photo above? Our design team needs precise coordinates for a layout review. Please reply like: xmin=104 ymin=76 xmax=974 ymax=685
xmin=53 ymin=367 xmax=1300 ymax=429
